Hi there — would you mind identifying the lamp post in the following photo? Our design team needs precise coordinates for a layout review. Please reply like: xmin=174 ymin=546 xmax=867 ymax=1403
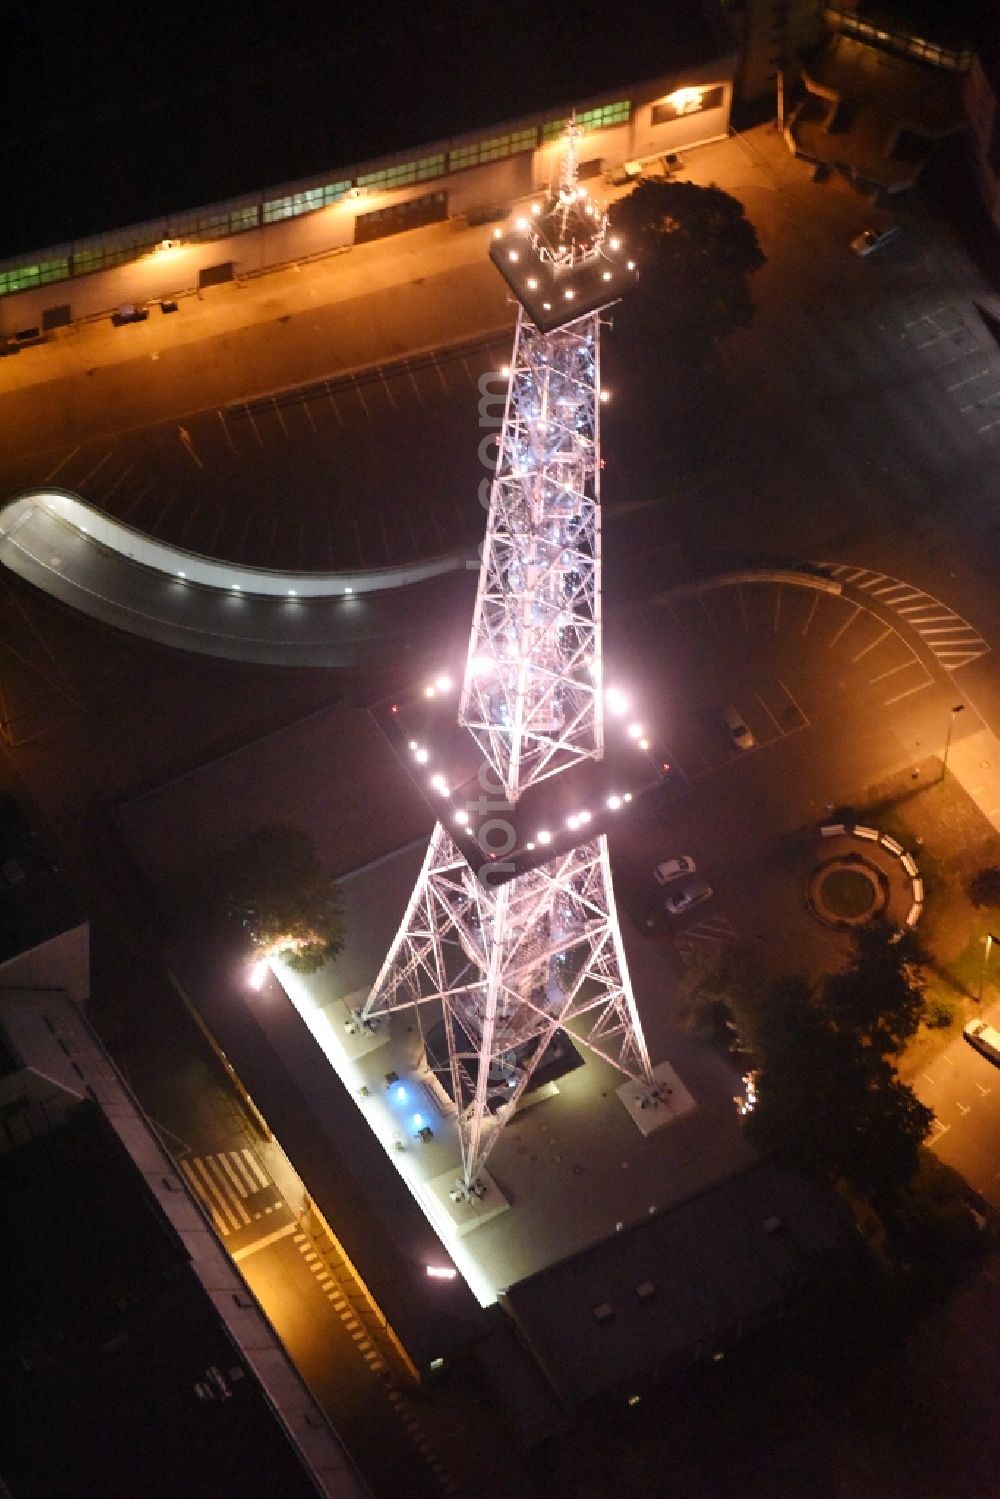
xmin=941 ymin=703 xmax=964 ymax=781
xmin=977 ymin=932 xmax=1000 ymax=1005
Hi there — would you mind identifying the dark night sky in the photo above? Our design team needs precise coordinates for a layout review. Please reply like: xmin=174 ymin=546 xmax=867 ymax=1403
xmin=1 ymin=0 xmax=724 ymax=256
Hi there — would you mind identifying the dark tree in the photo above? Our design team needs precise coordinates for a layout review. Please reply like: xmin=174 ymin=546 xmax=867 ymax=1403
xmin=608 ymin=179 xmax=766 ymax=347
xmin=820 ymin=924 xmax=926 ymax=1057
xmin=745 ymin=991 xmax=933 ymax=1197
xmin=212 ymin=824 xmax=344 ymax=973
xmin=733 ymin=933 xmax=933 ymax=1200
xmin=968 ymin=866 xmax=1000 ymax=909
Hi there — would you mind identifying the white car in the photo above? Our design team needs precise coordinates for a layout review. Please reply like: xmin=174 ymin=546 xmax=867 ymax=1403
xmin=723 ymin=705 xmax=754 ymax=751
xmin=654 ymin=856 xmax=696 ymax=885
xmin=850 ymin=223 xmax=901 ymax=258
xmin=663 ymin=878 xmax=713 ymax=917
xmin=964 ymin=1018 xmax=1000 ymax=1068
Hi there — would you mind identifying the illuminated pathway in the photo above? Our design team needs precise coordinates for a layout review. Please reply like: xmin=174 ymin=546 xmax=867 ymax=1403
xmin=0 ymin=488 xmax=468 ymax=666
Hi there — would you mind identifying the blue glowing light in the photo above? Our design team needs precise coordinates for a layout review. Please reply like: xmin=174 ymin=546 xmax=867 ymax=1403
xmin=412 ymin=1113 xmax=424 ymax=1129
xmin=395 ymin=1085 xmax=406 ymax=1101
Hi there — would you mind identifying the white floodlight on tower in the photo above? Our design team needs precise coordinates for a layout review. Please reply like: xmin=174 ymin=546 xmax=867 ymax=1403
xmin=359 ymin=121 xmax=652 ymax=1191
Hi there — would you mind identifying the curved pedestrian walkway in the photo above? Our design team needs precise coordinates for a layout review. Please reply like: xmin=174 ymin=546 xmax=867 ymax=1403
xmin=0 ymin=488 xmax=470 ymax=667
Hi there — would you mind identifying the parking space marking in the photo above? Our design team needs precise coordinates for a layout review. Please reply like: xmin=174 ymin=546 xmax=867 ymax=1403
xmin=884 ymin=679 xmax=935 ymax=706
xmin=102 ymin=463 xmax=137 ymax=502
xmin=119 ymin=475 xmax=156 ymax=520
xmin=960 ymin=389 xmax=1000 ymax=413
xmin=828 ymin=603 xmax=862 ymax=648
xmin=74 ymin=450 xmax=115 ymax=489
xmin=801 ymin=590 xmax=821 ymax=637
xmin=851 ymin=626 xmax=894 ymax=663
xmin=377 ymin=368 xmax=398 ymax=411
xmin=869 ymin=658 xmax=920 ymax=684
xmin=754 ymin=690 xmax=784 ymax=734
xmin=42 ymin=445 xmax=81 ymax=484
xmin=216 ymin=408 xmax=239 ymax=454
xmin=667 ymin=600 xmax=702 ymax=651
xmin=946 ymin=366 xmax=990 ymax=392
xmin=777 ymin=678 xmax=807 ymax=723
xmin=674 ymin=911 xmax=740 ymax=965
xmin=244 ymin=407 xmax=264 ymax=446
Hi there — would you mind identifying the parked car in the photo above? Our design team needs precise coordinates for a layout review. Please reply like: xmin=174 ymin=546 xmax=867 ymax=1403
xmin=722 ymin=705 xmax=754 ymax=751
xmin=850 ymin=223 xmax=901 ymax=258
xmin=964 ymin=1017 xmax=1000 ymax=1068
xmin=663 ymin=878 xmax=713 ymax=917
xmin=654 ymin=856 xmax=696 ymax=885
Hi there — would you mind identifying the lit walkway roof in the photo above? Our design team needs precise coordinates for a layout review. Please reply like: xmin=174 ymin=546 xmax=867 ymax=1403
xmin=0 ymin=489 xmax=471 ymax=666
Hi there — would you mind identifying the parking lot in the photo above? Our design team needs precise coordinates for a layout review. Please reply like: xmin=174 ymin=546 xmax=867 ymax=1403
xmin=3 ymin=332 xmax=510 ymax=572
xmin=605 ymin=571 xmax=975 ymax=977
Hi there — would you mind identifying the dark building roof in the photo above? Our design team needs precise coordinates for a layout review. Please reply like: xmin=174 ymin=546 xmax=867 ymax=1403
xmin=502 ymin=1161 xmax=856 ymax=1406
xmin=971 ymin=7 xmax=1000 ymax=87
xmin=0 ymin=0 xmax=732 ymax=257
xmin=0 ymin=795 xmax=79 ymax=965
xmin=0 ymin=1103 xmax=327 ymax=1499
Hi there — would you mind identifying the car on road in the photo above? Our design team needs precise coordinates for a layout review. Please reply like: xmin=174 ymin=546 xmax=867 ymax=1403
xmin=663 ymin=878 xmax=713 ymax=917
xmin=722 ymin=705 xmax=754 ymax=751
xmin=963 ymin=1017 xmax=1000 ymax=1068
xmin=850 ymin=223 xmax=901 ymax=258
xmin=653 ymin=856 xmax=696 ymax=885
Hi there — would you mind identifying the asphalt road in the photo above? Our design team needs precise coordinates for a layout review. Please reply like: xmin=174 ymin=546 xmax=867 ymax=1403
xmin=237 ymin=1233 xmax=457 ymax=1499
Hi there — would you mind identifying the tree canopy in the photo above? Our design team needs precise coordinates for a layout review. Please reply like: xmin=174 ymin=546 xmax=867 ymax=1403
xmin=819 ymin=924 xmax=927 ymax=1056
xmin=968 ymin=866 xmax=1000 ymax=910
xmin=687 ymin=927 xmax=933 ymax=1200
xmin=607 ymin=179 xmax=766 ymax=347
xmin=210 ymin=824 xmax=345 ymax=973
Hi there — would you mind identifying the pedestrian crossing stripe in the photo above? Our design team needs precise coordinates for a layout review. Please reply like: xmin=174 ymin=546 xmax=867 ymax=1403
xmin=178 ymin=1149 xmax=278 ymax=1237
xmin=819 ymin=565 xmax=990 ymax=672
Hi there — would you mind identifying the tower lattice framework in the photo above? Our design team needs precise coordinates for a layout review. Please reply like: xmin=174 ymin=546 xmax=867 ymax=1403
xmin=361 ymin=126 xmax=654 ymax=1189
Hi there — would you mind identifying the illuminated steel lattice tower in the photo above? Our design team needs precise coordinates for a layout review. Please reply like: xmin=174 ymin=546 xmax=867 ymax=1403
xmin=361 ymin=125 xmax=655 ymax=1190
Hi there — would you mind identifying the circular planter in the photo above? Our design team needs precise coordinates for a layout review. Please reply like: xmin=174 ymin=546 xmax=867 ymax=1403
xmin=807 ymin=854 xmax=889 ymax=928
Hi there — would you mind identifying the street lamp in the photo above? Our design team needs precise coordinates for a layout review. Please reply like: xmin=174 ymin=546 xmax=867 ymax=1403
xmin=941 ymin=703 xmax=964 ymax=781
xmin=977 ymin=932 xmax=1000 ymax=1004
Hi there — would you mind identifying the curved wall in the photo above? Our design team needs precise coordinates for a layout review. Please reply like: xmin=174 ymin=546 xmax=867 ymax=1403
xmin=0 ymin=489 xmax=469 ymax=666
